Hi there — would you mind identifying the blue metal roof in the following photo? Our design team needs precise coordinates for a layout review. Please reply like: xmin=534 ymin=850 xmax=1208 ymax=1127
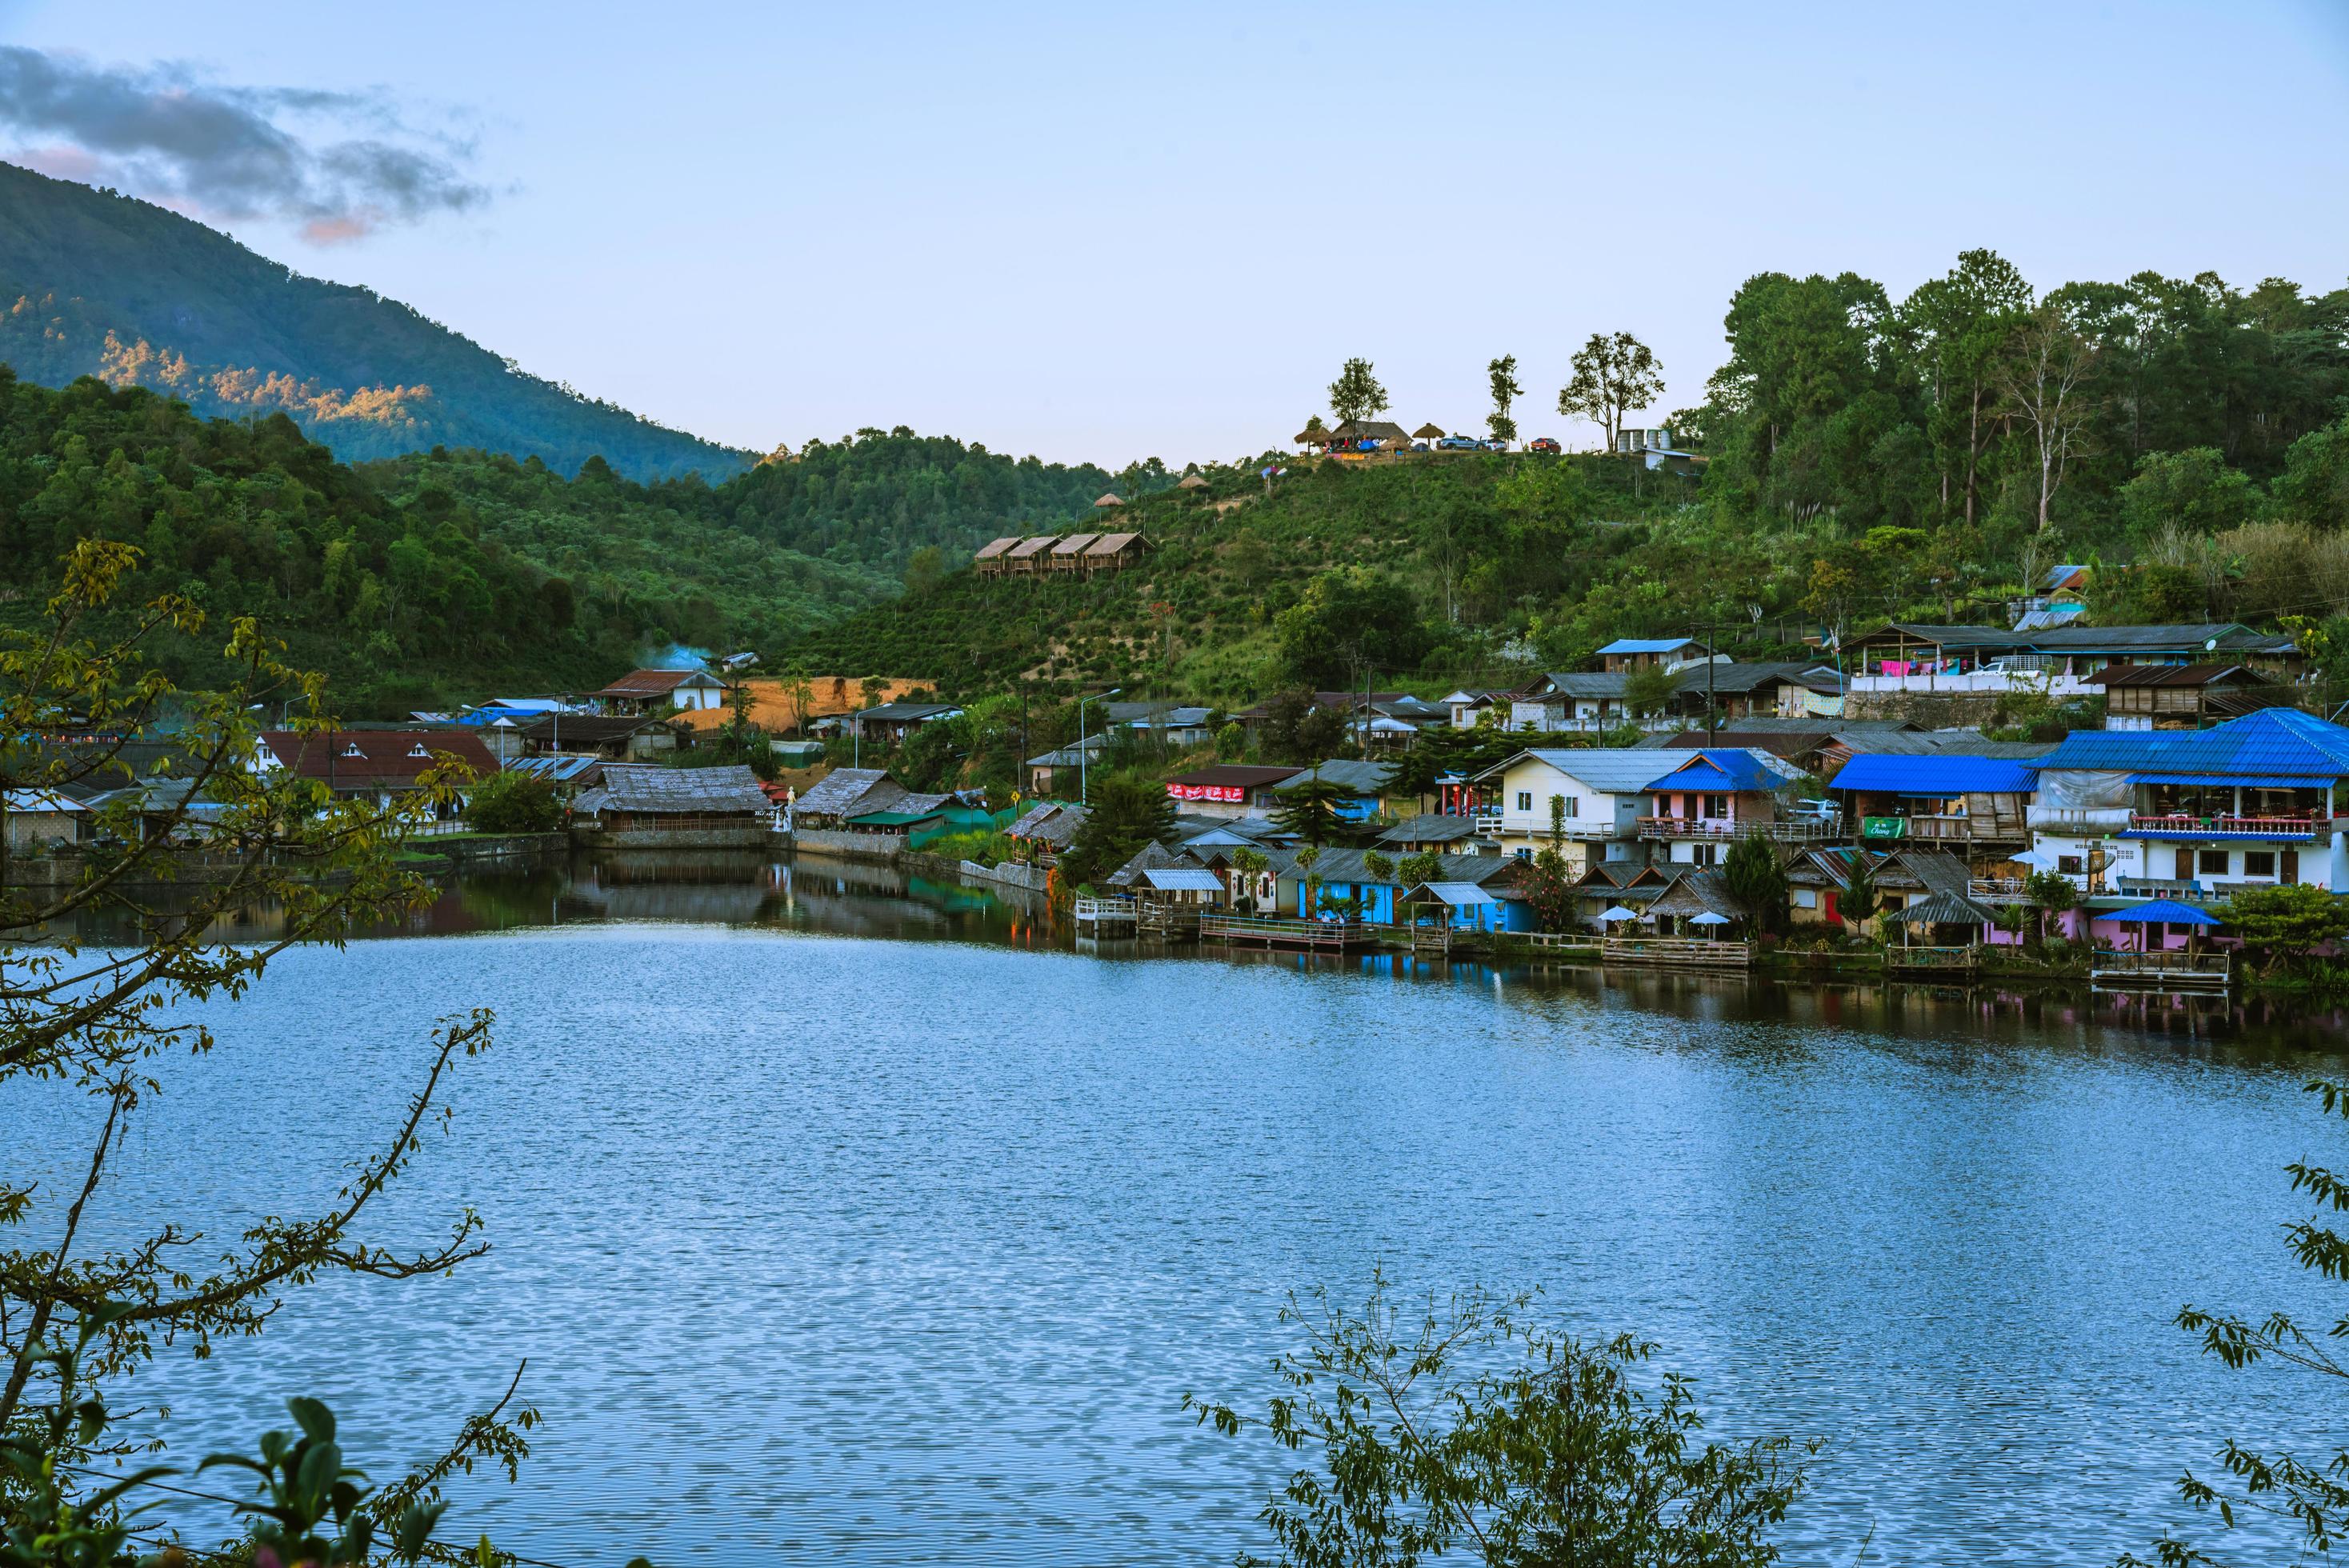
xmin=1646 ymin=750 xmax=1783 ymax=794
xmin=2104 ymin=898 xmax=2224 ymax=926
xmin=1831 ymin=754 xmax=2039 ymax=795
xmin=1597 ymin=637 xmax=1703 ymax=654
xmin=2039 ymin=708 xmax=2349 ymax=780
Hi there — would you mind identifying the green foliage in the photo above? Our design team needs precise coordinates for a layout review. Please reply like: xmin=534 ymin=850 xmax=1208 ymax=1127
xmin=1723 ymin=835 xmax=1788 ymax=933
xmin=2025 ymin=868 xmax=2079 ymax=944
xmin=1186 ymin=1274 xmax=1814 ymax=1568
xmin=1485 ymin=355 xmax=1522 ymax=446
xmin=1272 ymin=776 xmax=1348 ymax=846
xmin=2127 ymin=1080 xmax=2349 ymax=1567
xmin=917 ymin=828 xmax=1013 ymax=866
xmin=1519 ymin=846 xmax=1576 ymax=933
xmin=1398 ymin=850 xmax=1443 ymax=888
xmin=1275 ymin=569 xmax=1431 ymax=690
xmin=0 ymin=162 xmax=744 ymax=482
xmin=2217 ymin=882 xmax=2349 ymax=968
xmin=463 ymin=769 xmax=564 ymax=834
xmin=1058 ymin=773 xmax=1177 ymax=887
xmin=1840 ymin=855 xmax=1880 ymax=934
xmin=1621 ymin=666 xmax=1682 ymax=718
xmin=1327 ymin=358 xmax=1389 ymax=429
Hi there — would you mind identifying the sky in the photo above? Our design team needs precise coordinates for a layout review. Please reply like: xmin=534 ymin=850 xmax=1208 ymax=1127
xmin=2 ymin=1 xmax=2346 ymax=470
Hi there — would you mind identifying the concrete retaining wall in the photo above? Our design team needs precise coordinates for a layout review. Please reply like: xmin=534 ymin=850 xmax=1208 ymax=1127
xmin=790 ymin=828 xmax=903 ymax=862
xmin=579 ymin=825 xmax=779 ymax=851
xmin=1843 ymin=690 xmax=2007 ymax=727
xmin=962 ymin=859 xmax=1050 ymax=892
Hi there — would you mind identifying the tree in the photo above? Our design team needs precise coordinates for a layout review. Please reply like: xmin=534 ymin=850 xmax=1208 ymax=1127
xmin=1622 ymin=666 xmax=1682 ymax=720
xmin=2126 ymin=1081 xmax=2349 ymax=1567
xmin=1486 ymin=354 xmax=1523 ymax=446
xmin=2025 ymin=868 xmax=2079 ymax=946
xmin=2119 ymin=447 xmax=2260 ymax=541
xmin=1275 ymin=774 xmax=1350 ymax=846
xmin=1 ymin=542 xmax=538 ymax=1554
xmin=903 ymin=544 xmax=945 ymax=596
xmin=1839 ymin=854 xmax=1879 ymax=938
xmin=1903 ymin=249 xmax=2033 ymax=525
xmin=1058 ymin=772 xmax=1178 ymax=887
xmin=1231 ymin=846 xmax=1270 ymax=913
xmin=1328 ymin=358 xmax=1391 ymax=431
xmin=1519 ymin=846 xmax=1575 ymax=934
xmin=2217 ymin=882 xmax=2349 ymax=970
xmin=1559 ymin=331 xmax=1666 ymax=452
xmin=1295 ymin=843 xmax=1323 ymax=919
xmin=1399 ymin=850 xmax=1443 ymax=889
xmin=464 ymin=768 xmax=565 ymax=834
xmin=1723 ymin=835 xmax=1787 ymax=934
xmin=1186 ymin=1274 xmax=1814 ymax=1568
xmin=1999 ymin=304 xmax=2103 ymax=530
xmin=1273 ymin=569 xmax=1431 ymax=691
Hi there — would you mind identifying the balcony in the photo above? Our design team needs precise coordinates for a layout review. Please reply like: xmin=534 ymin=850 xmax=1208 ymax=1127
xmin=2123 ymin=814 xmax=2329 ymax=842
xmin=1637 ymin=816 xmax=1839 ymax=843
xmin=1858 ymin=814 xmax=2027 ymax=843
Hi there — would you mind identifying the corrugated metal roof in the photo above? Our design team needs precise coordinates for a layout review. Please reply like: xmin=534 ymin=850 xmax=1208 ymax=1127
xmin=1410 ymin=881 xmax=1500 ymax=907
xmin=1141 ymin=867 xmax=1225 ymax=892
xmin=1831 ymin=754 xmax=2039 ymax=794
xmin=2039 ymin=707 xmax=2349 ymax=778
xmin=577 ymin=763 xmax=772 ymax=814
xmin=1644 ymin=750 xmax=1787 ymax=794
xmin=1597 ymin=638 xmax=1703 ymax=654
xmin=1274 ymin=759 xmax=1398 ymax=794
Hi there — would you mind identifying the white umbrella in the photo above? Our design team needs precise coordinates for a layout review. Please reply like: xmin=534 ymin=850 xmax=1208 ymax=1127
xmin=1687 ymin=910 xmax=1732 ymax=926
xmin=1597 ymin=906 xmax=1641 ymax=923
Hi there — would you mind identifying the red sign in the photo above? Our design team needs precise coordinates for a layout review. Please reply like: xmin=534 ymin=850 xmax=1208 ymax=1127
xmin=1167 ymin=783 xmax=1245 ymax=803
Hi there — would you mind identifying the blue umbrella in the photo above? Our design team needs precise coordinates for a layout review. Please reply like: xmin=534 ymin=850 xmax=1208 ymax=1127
xmin=2106 ymin=898 xmax=2223 ymax=926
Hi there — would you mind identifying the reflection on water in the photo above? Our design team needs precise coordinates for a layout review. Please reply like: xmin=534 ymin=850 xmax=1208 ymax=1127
xmin=12 ymin=849 xmax=2349 ymax=1566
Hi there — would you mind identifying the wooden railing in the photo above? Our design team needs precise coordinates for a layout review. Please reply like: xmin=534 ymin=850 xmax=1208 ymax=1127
xmin=1968 ymin=878 xmax=2031 ymax=903
xmin=1886 ymin=945 xmax=1979 ymax=970
xmin=1073 ymin=897 xmax=1136 ymax=926
xmin=2090 ymin=950 xmax=2232 ymax=988
xmin=2128 ymin=814 xmax=2326 ymax=840
xmin=1199 ymin=914 xmax=1377 ymax=950
xmin=1600 ymin=936 xmax=1752 ymax=968
xmin=1636 ymin=817 xmax=1838 ymax=842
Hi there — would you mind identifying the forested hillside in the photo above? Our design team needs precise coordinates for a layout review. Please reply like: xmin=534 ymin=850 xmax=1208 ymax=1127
xmin=0 ymin=162 xmax=750 ymax=482
xmin=786 ymin=253 xmax=2349 ymax=706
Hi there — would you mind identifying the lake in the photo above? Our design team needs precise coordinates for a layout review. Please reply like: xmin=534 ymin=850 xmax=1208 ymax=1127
xmin=11 ymin=852 xmax=2347 ymax=1566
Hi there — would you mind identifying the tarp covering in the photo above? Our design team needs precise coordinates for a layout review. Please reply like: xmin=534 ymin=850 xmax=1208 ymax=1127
xmin=2104 ymin=898 xmax=2223 ymax=926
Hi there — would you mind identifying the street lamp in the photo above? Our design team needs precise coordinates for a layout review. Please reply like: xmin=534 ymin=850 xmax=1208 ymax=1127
xmin=1079 ymin=686 xmax=1121 ymax=804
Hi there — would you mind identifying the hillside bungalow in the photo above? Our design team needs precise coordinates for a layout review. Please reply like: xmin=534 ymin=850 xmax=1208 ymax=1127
xmin=590 ymin=668 xmax=730 ymax=715
xmin=973 ymin=537 xmax=1021 ymax=576
xmin=1022 ymin=735 xmax=1104 ymax=795
xmin=2084 ymin=663 xmax=2297 ymax=730
xmin=851 ymin=702 xmax=963 ymax=744
xmin=1638 ymin=750 xmax=1815 ymax=864
xmin=1829 ymin=754 xmax=2038 ymax=854
xmin=994 ymin=535 xmax=1050 ymax=575
xmin=1273 ymin=760 xmax=1404 ymax=824
xmin=1164 ymin=763 xmax=1302 ymax=821
xmin=1049 ymin=533 xmax=1100 ymax=573
xmin=1106 ymin=702 xmax=1219 ymax=748
xmin=1083 ymin=531 xmax=1154 ymax=573
xmin=253 ymin=730 xmax=500 ymax=811
xmin=570 ymin=764 xmax=775 ymax=846
xmin=1 ymin=788 xmax=89 ymax=854
xmin=2028 ymin=707 xmax=2349 ymax=898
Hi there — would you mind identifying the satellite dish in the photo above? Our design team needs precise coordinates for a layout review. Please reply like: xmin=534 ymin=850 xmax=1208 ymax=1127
xmin=2205 ymin=637 xmax=2218 ymax=651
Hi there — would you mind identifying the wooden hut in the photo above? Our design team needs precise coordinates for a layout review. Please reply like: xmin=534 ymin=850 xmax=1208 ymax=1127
xmin=974 ymin=537 xmax=1019 ymax=577
xmin=1411 ymin=422 xmax=1447 ymax=444
xmin=1094 ymin=492 xmax=1125 ymax=509
xmin=1050 ymin=532 xmax=1100 ymax=573
xmin=1006 ymin=535 xmax=1058 ymax=575
xmin=1178 ymin=473 xmax=1209 ymax=491
xmin=1082 ymin=531 xmax=1154 ymax=574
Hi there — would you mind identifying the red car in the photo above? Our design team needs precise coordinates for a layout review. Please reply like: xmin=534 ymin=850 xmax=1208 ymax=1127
xmin=1528 ymin=437 xmax=1562 ymax=454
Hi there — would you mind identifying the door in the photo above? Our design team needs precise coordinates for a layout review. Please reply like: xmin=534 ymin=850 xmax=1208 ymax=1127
xmin=2283 ymin=847 xmax=2300 ymax=885
xmin=1823 ymin=889 xmax=1842 ymax=926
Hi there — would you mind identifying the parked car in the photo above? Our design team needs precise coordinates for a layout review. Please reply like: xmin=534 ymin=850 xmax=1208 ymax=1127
xmin=1411 ymin=441 xmax=1429 ymax=452
xmin=1528 ymin=437 xmax=1562 ymax=454
xmin=1436 ymin=435 xmax=1480 ymax=451
xmin=1481 ymin=438 xmax=1510 ymax=451
xmin=1790 ymin=798 xmax=1841 ymax=826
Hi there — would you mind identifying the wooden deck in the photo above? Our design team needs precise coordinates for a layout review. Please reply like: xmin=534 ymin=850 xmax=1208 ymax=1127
xmin=1600 ymin=936 xmax=1753 ymax=970
xmin=1198 ymin=914 xmax=1383 ymax=953
xmin=2090 ymin=950 xmax=2232 ymax=991
xmin=1073 ymin=896 xmax=1136 ymax=934
xmin=1886 ymin=945 xmax=1980 ymax=976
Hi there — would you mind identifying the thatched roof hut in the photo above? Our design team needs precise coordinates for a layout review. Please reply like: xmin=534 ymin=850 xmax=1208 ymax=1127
xmin=1178 ymin=473 xmax=1209 ymax=490
xmin=1094 ymin=492 xmax=1124 ymax=508
xmin=1412 ymin=422 xmax=1447 ymax=440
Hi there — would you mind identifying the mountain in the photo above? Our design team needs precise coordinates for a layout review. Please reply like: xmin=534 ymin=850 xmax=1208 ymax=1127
xmin=0 ymin=162 xmax=751 ymax=482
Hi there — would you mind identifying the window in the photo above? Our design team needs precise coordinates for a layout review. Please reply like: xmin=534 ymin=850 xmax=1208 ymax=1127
xmin=1516 ymin=791 xmax=1532 ymax=812
xmin=2059 ymin=854 xmax=2083 ymax=874
xmin=2198 ymin=849 xmax=2231 ymax=876
xmin=341 ymin=742 xmax=364 ymax=758
xmin=1794 ymin=889 xmax=1819 ymax=909
xmin=407 ymin=743 xmax=430 ymax=758
xmin=1690 ymin=843 xmax=1719 ymax=866
xmin=1703 ymin=793 xmax=1729 ymax=818
xmin=2244 ymin=850 xmax=2277 ymax=878
xmin=1514 ymin=847 xmax=1531 ymax=862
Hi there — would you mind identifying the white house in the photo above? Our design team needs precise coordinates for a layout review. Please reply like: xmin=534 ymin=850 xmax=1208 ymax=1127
xmin=1467 ymin=749 xmax=1681 ymax=870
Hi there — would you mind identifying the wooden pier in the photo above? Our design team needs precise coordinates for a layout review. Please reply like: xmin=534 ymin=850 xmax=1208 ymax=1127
xmin=1073 ymin=896 xmax=1137 ymax=936
xmin=1600 ymin=936 xmax=1753 ymax=970
xmin=1198 ymin=914 xmax=1383 ymax=953
xmin=2089 ymin=950 xmax=2232 ymax=991
xmin=1885 ymin=945 xmax=1980 ymax=978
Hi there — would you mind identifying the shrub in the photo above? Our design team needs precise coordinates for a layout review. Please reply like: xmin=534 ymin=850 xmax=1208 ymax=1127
xmin=465 ymin=769 xmax=565 ymax=834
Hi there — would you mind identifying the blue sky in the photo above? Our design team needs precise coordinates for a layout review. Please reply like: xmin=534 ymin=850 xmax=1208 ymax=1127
xmin=2 ymin=1 xmax=2346 ymax=468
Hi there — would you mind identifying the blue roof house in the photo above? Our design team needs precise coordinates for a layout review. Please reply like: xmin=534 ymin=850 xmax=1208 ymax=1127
xmin=1637 ymin=749 xmax=1816 ymax=865
xmin=2027 ymin=707 xmax=2349 ymax=899
xmin=1830 ymin=753 xmax=2041 ymax=850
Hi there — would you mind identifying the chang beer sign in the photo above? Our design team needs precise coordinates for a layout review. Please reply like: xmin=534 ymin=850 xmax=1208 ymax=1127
xmin=1860 ymin=816 xmax=1907 ymax=840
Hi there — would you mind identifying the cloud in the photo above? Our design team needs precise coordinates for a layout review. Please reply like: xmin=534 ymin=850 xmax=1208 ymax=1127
xmin=0 ymin=46 xmax=490 ymax=242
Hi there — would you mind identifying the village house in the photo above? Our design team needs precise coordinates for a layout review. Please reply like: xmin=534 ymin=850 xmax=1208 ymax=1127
xmin=570 ymin=764 xmax=776 ymax=847
xmin=1637 ymin=750 xmax=1818 ymax=865
xmin=2027 ymin=707 xmax=2349 ymax=898
xmin=1442 ymin=688 xmax=1519 ymax=729
xmin=1467 ymin=749 xmax=1691 ymax=871
xmin=1 ymin=788 xmax=89 ymax=854
xmin=1597 ymin=637 xmax=1716 ymax=674
xmin=252 ymin=730 xmax=501 ymax=812
xmin=1279 ymin=847 xmax=1531 ymax=930
xmin=1828 ymin=754 xmax=2039 ymax=860
xmin=590 ymin=667 xmax=731 ymax=715
xmin=1563 ymin=861 xmax=1675 ymax=930
xmin=785 ymin=766 xmax=986 ymax=858
xmin=851 ymin=702 xmax=964 ymax=746
xmin=1104 ymin=702 xmax=1219 ymax=749
xmin=1784 ymin=846 xmax=2003 ymax=930
xmin=1022 ymin=735 xmax=1104 ymax=796
xmin=1163 ymin=763 xmax=1302 ymax=821
xmin=517 ymin=713 xmax=677 ymax=762
xmin=2083 ymin=663 xmax=2297 ymax=730
xmin=1839 ymin=622 xmax=2303 ymax=698
xmin=1004 ymin=800 xmax=1087 ymax=866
